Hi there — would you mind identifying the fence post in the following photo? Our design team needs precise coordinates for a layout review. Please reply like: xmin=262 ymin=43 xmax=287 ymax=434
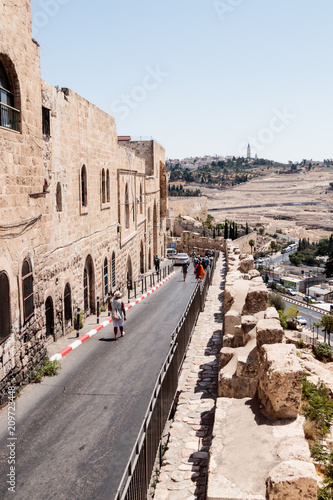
xmin=97 ymin=296 xmax=100 ymax=324
xmin=76 ymin=307 xmax=80 ymax=338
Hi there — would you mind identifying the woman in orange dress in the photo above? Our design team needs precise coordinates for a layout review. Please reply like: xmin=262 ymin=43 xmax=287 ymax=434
xmin=194 ymin=261 xmax=205 ymax=281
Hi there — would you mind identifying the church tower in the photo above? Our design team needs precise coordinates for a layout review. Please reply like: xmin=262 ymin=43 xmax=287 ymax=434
xmin=247 ymin=143 xmax=251 ymax=159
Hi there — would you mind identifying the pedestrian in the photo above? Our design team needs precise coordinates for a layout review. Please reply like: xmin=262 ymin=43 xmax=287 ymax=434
xmin=181 ymin=261 xmax=189 ymax=281
xmin=111 ymin=290 xmax=126 ymax=340
xmin=154 ymin=254 xmax=161 ymax=273
xmin=191 ymin=250 xmax=196 ymax=262
xmin=194 ymin=260 xmax=205 ymax=281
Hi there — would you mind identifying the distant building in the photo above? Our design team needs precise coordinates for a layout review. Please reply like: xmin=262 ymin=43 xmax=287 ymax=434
xmin=247 ymin=144 xmax=251 ymax=159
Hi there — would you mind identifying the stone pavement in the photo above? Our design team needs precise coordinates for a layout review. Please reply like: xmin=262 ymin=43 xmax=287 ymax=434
xmin=154 ymin=254 xmax=225 ymax=499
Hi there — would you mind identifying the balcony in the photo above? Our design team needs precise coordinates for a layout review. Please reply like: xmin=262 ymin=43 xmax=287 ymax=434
xmin=0 ymin=102 xmax=20 ymax=132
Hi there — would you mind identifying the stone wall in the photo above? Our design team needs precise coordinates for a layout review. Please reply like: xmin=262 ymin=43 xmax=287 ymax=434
xmin=0 ymin=1 xmax=168 ymax=405
xmin=207 ymin=241 xmax=318 ymax=499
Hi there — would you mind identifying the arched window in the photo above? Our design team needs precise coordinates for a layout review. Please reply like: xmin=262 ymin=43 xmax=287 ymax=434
xmin=81 ymin=165 xmax=87 ymax=207
xmin=103 ymin=258 xmax=108 ymax=297
xmin=102 ymin=169 xmax=106 ymax=203
xmin=45 ymin=297 xmax=54 ymax=338
xmin=125 ymin=184 xmax=129 ymax=228
xmin=0 ymin=60 xmax=20 ymax=131
xmin=148 ymin=207 xmax=151 ymax=222
xmin=140 ymin=183 xmax=143 ymax=214
xmin=106 ymin=170 xmax=110 ymax=202
xmin=111 ymin=252 xmax=116 ymax=288
xmin=56 ymin=182 xmax=62 ymax=212
xmin=0 ymin=271 xmax=11 ymax=342
xmin=64 ymin=283 xmax=72 ymax=322
xmin=22 ymin=258 xmax=34 ymax=322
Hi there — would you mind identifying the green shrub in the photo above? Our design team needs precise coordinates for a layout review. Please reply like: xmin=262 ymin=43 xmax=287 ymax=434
xmin=268 ymin=292 xmax=285 ymax=312
xmin=278 ymin=311 xmax=288 ymax=330
xmin=31 ymin=357 xmax=61 ymax=383
xmin=296 ymin=339 xmax=305 ymax=348
xmin=302 ymin=376 xmax=333 ymax=436
xmin=315 ymin=343 xmax=333 ymax=362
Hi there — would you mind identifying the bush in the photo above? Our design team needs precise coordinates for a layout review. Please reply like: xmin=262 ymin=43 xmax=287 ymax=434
xmin=31 ymin=357 xmax=61 ymax=383
xmin=315 ymin=343 xmax=333 ymax=362
xmin=302 ymin=376 xmax=333 ymax=436
xmin=268 ymin=292 xmax=285 ymax=312
xmin=296 ymin=339 xmax=305 ymax=348
xmin=278 ymin=311 xmax=288 ymax=329
xmin=74 ymin=310 xmax=84 ymax=330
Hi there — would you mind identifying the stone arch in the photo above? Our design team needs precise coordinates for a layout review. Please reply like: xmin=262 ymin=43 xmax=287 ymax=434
xmin=0 ymin=271 xmax=11 ymax=342
xmin=83 ymin=255 xmax=95 ymax=314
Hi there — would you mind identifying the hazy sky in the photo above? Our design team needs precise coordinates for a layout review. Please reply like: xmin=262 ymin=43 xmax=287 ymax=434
xmin=31 ymin=0 xmax=333 ymax=163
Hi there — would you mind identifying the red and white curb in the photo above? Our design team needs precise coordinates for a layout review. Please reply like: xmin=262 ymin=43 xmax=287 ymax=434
xmin=50 ymin=271 xmax=176 ymax=362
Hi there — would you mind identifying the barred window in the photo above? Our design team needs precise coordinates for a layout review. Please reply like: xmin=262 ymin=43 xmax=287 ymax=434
xmin=22 ymin=259 xmax=34 ymax=322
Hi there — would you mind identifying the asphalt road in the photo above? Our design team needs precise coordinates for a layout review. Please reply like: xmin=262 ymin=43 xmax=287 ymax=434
xmin=0 ymin=265 xmax=198 ymax=500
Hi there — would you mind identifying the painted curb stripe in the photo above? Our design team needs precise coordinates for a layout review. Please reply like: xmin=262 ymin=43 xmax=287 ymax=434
xmin=49 ymin=271 xmax=176 ymax=362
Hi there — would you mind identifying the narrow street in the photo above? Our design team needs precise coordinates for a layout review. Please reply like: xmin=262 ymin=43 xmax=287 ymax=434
xmin=0 ymin=266 xmax=198 ymax=500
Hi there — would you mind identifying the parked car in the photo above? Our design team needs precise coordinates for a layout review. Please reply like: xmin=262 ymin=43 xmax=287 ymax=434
xmin=303 ymin=295 xmax=312 ymax=303
xmin=255 ymin=258 xmax=264 ymax=264
xmin=174 ymin=253 xmax=190 ymax=265
xmin=285 ymin=288 xmax=296 ymax=296
xmin=297 ymin=316 xmax=307 ymax=325
xmin=166 ymin=248 xmax=177 ymax=259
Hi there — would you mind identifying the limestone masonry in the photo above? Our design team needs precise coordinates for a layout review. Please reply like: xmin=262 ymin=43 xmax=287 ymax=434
xmin=0 ymin=0 xmax=167 ymax=403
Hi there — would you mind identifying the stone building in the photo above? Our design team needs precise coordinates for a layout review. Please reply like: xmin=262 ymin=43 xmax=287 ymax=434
xmin=0 ymin=0 xmax=167 ymax=400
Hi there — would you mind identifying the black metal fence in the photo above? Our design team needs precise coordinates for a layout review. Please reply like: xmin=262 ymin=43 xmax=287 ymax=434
xmin=115 ymin=252 xmax=219 ymax=500
xmin=128 ymin=263 xmax=175 ymax=302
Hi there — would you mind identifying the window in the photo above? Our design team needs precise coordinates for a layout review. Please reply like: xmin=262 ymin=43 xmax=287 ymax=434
xmin=103 ymin=258 xmax=108 ymax=297
xmin=102 ymin=169 xmax=106 ymax=204
xmin=0 ymin=271 xmax=10 ymax=342
xmin=56 ymin=182 xmax=62 ymax=212
xmin=125 ymin=184 xmax=129 ymax=228
xmin=111 ymin=252 xmax=116 ymax=288
xmin=0 ymin=61 xmax=19 ymax=131
xmin=81 ymin=165 xmax=87 ymax=207
xmin=42 ymin=106 xmax=50 ymax=136
xmin=148 ymin=207 xmax=151 ymax=222
xmin=106 ymin=170 xmax=110 ymax=202
xmin=64 ymin=283 xmax=72 ymax=322
xmin=22 ymin=259 xmax=34 ymax=322
xmin=140 ymin=184 xmax=143 ymax=214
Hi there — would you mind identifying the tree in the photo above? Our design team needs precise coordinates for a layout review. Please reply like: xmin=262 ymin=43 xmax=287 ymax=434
xmin=224 ymin=222 xmax=229 ymax=239
xmin=321 ymin=314 xmax=333 ymax=345
xmin=285 ymin=304 xmax=299 ymax=329
xmin=326 ymin=252 xmax=333 ymax=278
xmin=249 ymin=239 xmax=255 ymax=254
xmin=245 ymin=222 xmax=249 ymax=235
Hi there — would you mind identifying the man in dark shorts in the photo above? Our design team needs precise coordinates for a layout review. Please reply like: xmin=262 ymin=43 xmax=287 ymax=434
xmin=181 ymin=262 xmax=189 ymax=281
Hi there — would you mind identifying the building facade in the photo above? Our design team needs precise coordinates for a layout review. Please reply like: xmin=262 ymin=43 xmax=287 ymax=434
xmin=0 ymin=0 xmax=167 ymax=401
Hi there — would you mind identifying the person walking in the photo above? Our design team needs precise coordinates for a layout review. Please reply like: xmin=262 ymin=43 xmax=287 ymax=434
xmin=181 ymin=261 xmax=189 ymax=281
xmin=111 ymin=290 xmax=126 ymax=340
xmin=194 ymin=260 xmax=205 ymax=282
xmin=154 ymin=254 xmax=161 ymax=273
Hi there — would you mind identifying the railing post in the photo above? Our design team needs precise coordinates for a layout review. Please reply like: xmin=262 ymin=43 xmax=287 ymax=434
xmin=97 ymin=296 xmax=100 ymax=324
xmin=76 ymin=307 xmax=80 ymax=338
xmin=108 ymin=292 xmax=111 ymax=316
xmin=134 ymin=281 xmax=137 ymax=299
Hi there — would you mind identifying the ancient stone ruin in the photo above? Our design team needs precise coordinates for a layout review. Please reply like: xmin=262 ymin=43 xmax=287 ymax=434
xmin=207 ymin=241 xmax=318 ymax=499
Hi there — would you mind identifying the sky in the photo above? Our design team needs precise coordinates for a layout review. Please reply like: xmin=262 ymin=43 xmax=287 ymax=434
xmin=30 ymin=0 xmax=333 ymax=163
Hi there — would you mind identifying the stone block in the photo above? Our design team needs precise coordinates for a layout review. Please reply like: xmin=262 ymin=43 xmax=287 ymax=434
xmin=239 ymin=256 xmax=254 ymax=273
xmin=265 ymin=307 xmax=280 ymax=320
xmin=258 ymin=344 xmax=302 ymax=419
xmin=236 ymin=354 xmax=258 ymax=379
xmin=241 ymin=315 xmax=258 ymax=334
xmin=225 ymin=310 xmax=241 ymax=336
xmin=223 ymin=334 xmax=234 ymax=348
xmin=244 ymin=283 xmax=268 ymax=314
xmin=266 ymin=460 xmax=318 ymax=499
xmin=220 ymin=348 xmax=234 ymax=368
xmin=256 ymin=318 xmax=283 ymax=349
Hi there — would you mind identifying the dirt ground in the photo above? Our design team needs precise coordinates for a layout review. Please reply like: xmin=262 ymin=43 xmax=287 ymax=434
xmin=198 ymin=167 xmax=333 ymax=242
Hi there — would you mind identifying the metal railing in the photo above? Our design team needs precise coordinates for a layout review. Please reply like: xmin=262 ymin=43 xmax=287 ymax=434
xmin=128 ymin=263 xmax=174 ymax=302
xmin=0 ymin=102 xmax=20 ymax=132
xmin=115 ymin=252 xmax=219 ymax=499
